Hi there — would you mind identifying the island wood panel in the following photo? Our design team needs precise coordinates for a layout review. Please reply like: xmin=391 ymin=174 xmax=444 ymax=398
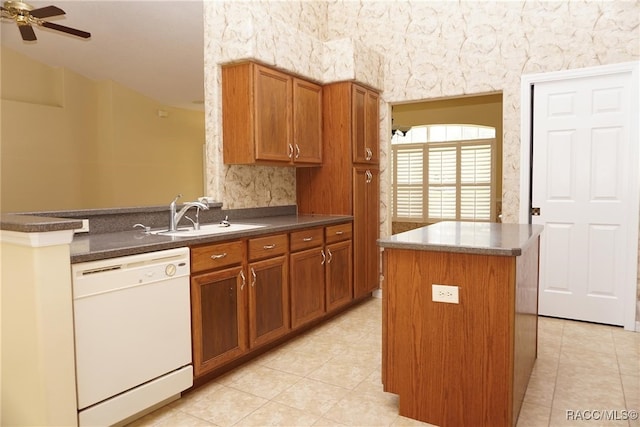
xmin=512 ymin=239 xmax=540 ymax=425
xmin=383 ymin=248 xmax=519 ymax=427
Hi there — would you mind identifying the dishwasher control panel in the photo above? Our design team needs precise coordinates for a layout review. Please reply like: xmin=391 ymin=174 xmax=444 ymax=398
xmin=72 ymin=248 xmax=190 ymax=299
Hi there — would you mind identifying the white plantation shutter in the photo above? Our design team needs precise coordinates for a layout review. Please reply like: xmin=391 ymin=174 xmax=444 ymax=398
xmin=428 ymin=145 xmax=457 ymax=219
xmin=392 ymin=138 xmax=495 ymax=223
xmin=393 ymin=145 xmax=423 ymax=219
xmin=460 ymin=144 xmax=492 ymax=220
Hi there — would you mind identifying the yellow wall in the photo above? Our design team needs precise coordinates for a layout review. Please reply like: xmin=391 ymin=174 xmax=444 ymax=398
xmin=0 ymin=47 xmax=205 ymax=212
xmin=1 ymin=234 xmax=78 ymax=426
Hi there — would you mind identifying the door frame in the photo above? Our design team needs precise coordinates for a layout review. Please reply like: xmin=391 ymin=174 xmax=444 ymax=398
xmin=519 ymin=61 xmax=640 ymax=331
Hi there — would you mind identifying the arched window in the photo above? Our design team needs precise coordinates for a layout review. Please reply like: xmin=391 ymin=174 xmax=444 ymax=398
xmin=391 ymin=124 xmax=496 ymax=223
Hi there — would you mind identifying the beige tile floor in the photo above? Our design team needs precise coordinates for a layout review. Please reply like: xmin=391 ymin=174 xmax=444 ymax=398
xmin=130 ymin=297 xmax=639 ymax=427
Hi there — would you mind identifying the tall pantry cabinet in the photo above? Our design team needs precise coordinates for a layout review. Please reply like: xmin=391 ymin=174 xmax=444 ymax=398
xmin=297 ymin=82 xmax=380 ymax=298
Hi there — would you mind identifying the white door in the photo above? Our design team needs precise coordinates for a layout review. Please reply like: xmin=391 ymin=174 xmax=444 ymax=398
xmin=531 ymin=68 xmax=638 ymax=326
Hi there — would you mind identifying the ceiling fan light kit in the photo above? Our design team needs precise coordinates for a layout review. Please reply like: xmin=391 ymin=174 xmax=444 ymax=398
xmin=1 ymin=0 xmax=91 ymax=41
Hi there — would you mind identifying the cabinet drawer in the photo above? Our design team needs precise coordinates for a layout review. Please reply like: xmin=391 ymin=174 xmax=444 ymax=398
xmin=191 ymin=240 xmax=245 ymax=273
xmin=248 ymin=234 xmax=288 ymax=261
xmin=290 ymin=227 xmax=323 ymax=252
xmin=325 ymin=222 xmax=352 ymax=244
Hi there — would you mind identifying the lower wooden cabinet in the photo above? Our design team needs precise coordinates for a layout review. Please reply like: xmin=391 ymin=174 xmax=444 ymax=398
xmin=325 ymin=240 xmax=352 ymax=312
xmin=290 ymin=228 xmax=326 ymax=329
xmin=247 ymin=233 xmax=290 ymax=348
xmin=325 ymin=223 xmax=353 ymax=312
xmin=190 ymin=221 xmax=353 ymax=379
xmin=191 ymin=265 xmax=247 ymax=377
xmin=191 ymin=236 xmax=289 ymax=378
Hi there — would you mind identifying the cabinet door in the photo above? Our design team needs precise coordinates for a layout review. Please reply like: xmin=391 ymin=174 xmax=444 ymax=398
xmin=352 ymin=85 xmax=379 ymax=164
xmin=248 ymin=255 xmax=290 ymax=348
xmin=290 ymin=247 xmax=326 ymax=329
xmin=326 ymin=239 xmax=353 ymax=312
xmin=254 ymin=65 xmax=291 ymax=162
xmin=293 ymin=78 xmax=322 ymax=164
xmin=191 ymin=266 xmax=247 ymax=377
xmin=353 ymin=167 xmax=380 ymax=298
xmin=364 ymin=89 xmax=380 ymax=163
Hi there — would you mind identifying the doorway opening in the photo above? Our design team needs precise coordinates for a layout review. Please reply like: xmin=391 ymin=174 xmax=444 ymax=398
xmin=390 ymin=93 xmax=503 ymax=235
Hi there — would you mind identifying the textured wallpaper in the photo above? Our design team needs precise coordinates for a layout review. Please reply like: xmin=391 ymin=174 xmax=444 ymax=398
xmin=203 ymin=0 xmax=638 ymax=220
xmin=203 ymin=0 xmax=386 ymax=211
xmin=203 ymin=0 xmax=639 ymax=318
xmin=326 ymin=0 xmax=639 ymax=227
xmin=203 ymin=0 xmax=639 ymax=235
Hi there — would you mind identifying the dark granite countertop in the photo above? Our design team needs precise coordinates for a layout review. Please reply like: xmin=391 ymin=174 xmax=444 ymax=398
xmin=0 ymin=213 xmax=83 ymax=233
xmin=70 ymin=214 xmax=352 ymax=263
xmin=378 ymin=221 xmax=543 ymax=256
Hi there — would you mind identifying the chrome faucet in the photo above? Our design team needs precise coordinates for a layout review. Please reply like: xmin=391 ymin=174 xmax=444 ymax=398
xmin=169 ymin=194 xmax=209 ymax=232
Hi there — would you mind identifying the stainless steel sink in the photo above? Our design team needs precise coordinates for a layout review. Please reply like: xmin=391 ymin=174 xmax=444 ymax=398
xmin=152 ymin=222 xmax=267 ymax=237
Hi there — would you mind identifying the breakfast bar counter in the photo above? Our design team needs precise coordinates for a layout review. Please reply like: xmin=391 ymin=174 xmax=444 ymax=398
xmin=378 ymin=221 xmax=543 ymax=427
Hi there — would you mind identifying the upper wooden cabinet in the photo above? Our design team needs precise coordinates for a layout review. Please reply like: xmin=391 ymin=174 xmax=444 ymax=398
xmin=293 ymin=78 xmax=323 ymax=164
xmin=352 ymin=84 xmax=379 ymax=165
xmin=222 ymin=62 xmax=322 ymax=166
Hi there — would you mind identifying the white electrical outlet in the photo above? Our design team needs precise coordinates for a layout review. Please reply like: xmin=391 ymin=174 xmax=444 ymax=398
xmin=432 ymin=284 xmax=459 ymax=304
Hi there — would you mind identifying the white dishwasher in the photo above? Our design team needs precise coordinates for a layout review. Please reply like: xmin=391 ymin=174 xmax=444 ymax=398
xmin=72 ymin=247 xmax=192 ymax=426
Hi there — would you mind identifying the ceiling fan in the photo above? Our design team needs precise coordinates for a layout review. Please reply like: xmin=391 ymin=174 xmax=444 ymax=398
xmin=1 ymin=0 xmax=90 ymax=41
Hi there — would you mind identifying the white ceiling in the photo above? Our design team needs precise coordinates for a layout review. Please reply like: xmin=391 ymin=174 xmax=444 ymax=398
xmin=1 ymin=0 xmax=204 ymax=111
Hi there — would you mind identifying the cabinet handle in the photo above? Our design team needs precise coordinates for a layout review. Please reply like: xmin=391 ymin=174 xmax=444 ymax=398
xmin=321 ymin=249 xmax=326 ymax=265
xmin=250 ymin=267 xmax=257 ymax=287
xmin=365 ymin=170 xmax=372 ymax=183
xmin=365 ymin=147 xmax=372 ymax=161
xmin=303 ymin=237 xmax=313 ymax=242
xmin=288 ymin=143 xmax=294 ymax=159
xmin=239 ymin=270 xmax=246 ymax=290
xmin=327 ymin=248 xmax=333 ymax=264
xmin=335 ymin=231 xmax=343 ymax=235
xmin=295 ymin=144 xmax=300 ymax=159
xmin=211 ymin=253 xmax=227 ymax=260
xmin=263 ymin=244 xmax=277 ymax=250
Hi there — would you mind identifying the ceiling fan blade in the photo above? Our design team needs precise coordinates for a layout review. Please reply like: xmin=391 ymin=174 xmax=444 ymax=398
xmin=41 ymin=21 xmax=91 ymax=38
xmin=18 ymin=24 xmax=37 ymax=41
xmin=30 ymin=5 xmax=65 ymax=19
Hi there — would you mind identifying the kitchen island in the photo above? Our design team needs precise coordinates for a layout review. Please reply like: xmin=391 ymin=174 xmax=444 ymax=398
xmin=378 ymin=221 xmax=543 ymax=427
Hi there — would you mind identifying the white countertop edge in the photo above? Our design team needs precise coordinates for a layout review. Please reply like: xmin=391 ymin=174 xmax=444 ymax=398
xmin=0 ymin=229 xmax=75 ymax=248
